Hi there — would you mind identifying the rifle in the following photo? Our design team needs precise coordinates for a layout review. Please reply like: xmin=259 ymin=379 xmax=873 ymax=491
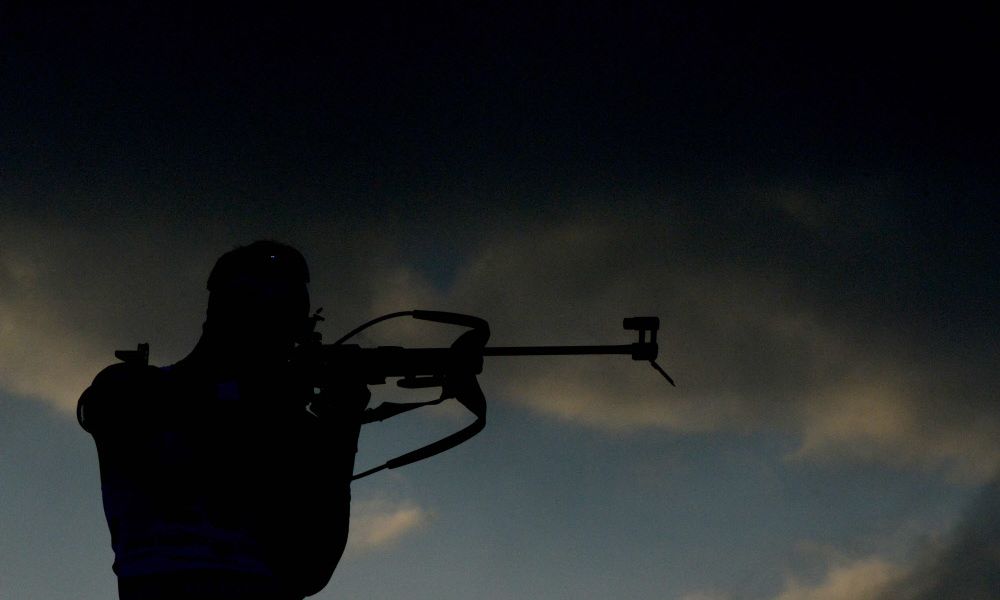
xmin=110 ymin=310 xmax=673 ymax=479
xmin=291 ymin=310 xmax=674 ymax=479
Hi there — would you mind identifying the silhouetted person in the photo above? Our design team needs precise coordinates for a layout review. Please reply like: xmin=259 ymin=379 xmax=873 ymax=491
xmin=78 ymin=241 xmax=369 ymax=599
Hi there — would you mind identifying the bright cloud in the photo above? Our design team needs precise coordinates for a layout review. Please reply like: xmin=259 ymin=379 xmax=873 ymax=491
xmin=791 ymin=370 xmax=1000 ymax=482
xmin=435 ymin=206 xmax=1000 ymax=481
xmin=346 ymin=498 xmax=429 ymax=554
xmin=773 ymin=557 xmax=905 ymax=600
xmin=3 ymin=186 xmax=998 ymax=482
xmin=1 ymin=231 xmax=111 ymax=408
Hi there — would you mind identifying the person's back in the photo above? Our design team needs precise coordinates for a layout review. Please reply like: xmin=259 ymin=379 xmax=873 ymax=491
xmin=79 ymin=241 xmax=368 ymax=599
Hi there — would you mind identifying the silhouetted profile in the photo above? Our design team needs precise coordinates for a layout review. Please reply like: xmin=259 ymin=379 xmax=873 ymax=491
xmin=78 ymin=241 xmax=369 ymax=599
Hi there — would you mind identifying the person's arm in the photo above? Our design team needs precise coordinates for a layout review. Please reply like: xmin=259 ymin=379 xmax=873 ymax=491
xmin=309 ymin=380 xmax=370 ymax=474
xmin=267 ymin=381 xmax=371 ymax=597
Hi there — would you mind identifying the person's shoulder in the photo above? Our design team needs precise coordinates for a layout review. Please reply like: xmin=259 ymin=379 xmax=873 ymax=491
xmin=78 ymin=362 xmax=166 ymax=433
xmin=89 ymin=361 xmax=165 ymax=391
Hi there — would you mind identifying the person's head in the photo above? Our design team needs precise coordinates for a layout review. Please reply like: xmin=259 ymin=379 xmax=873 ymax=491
xmin=203 ymin=240 xmax=311 ymax=361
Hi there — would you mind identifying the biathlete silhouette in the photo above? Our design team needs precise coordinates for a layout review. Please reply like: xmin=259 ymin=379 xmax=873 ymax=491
xmin=78 ymin=241 xmax=370 ymax=599
xmin=79 ymin=240 xmax=673 ymax=599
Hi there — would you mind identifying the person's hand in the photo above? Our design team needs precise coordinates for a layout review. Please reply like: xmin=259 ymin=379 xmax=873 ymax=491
xmin=308 ymin=381 xmax=371 ymax=424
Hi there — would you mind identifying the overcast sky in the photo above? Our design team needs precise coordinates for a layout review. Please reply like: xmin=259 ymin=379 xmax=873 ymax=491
xmin=2 ymin=5 xmax=998 ymax=599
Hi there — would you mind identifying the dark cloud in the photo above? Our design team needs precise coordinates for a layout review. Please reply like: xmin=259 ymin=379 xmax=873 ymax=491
xmin=3 ymin=168 xmax=998 ymax=485
xmin=269 ymin=179 xmax=998 ymax=479
xmin=2 ymin=1 xmax=997 ymax=477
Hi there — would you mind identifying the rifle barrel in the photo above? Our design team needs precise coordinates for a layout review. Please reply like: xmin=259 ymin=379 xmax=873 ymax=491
xmin=483 ymin=344 xmax=640 ymax=357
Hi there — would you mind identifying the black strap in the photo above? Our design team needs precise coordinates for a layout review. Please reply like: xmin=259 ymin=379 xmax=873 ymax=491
xmin=344 ymin=315 xmax=490 ymax=480
xmin=352 ymin=374 xmax=486 ymax=480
